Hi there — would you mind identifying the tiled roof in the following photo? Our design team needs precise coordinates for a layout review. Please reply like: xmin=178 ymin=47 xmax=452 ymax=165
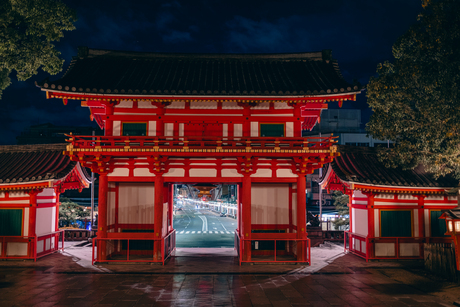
xmin=37 ymin=47 xmax=361 ymax=97
xmin=329 ymin=146 xmax=459 ymax=188
xmin=0 ymin=144 xmax=80 ymax=184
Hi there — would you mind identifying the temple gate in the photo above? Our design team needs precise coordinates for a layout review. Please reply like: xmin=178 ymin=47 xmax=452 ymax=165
xmin=38 ymin=48 xmax=361 ymax=264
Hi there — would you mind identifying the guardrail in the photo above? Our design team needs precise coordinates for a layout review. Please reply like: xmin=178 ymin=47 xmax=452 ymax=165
xmin=92 ymin=230 xmax=176 ymax=265
xmin=66 ymin=135 xmax=337 ymax=153
xmin=64 ymin=229 xmax=96 ymax=241
xmin=345 ymin=231 xmax=453 ymax=261
xmin=235 ymin=231 xmax=311 ymax=265
xmin=0 ymin=230 xmax=64 ymax=261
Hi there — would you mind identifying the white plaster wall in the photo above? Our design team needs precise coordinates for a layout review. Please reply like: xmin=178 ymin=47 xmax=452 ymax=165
xmin=166 ymin=101 xmax=185 ymax=109
xmin=286 ymin=122 xmax=293 ymax=137
xmin=276 ymin=169 xmax=297 ymax=178
xmin=118 ymin=100 xmax=133 ymax=108
xmin=108 ymin=168 xmax=129 ymax=177
xmin=108 ymin=191 xmax=116 ymax=227
xmin=189 ymin=169 xmax=217 ymax=177
xmin=414 ymin=209 xmax=419 ymax=237
xmin=223 ymin=124 xmax=228 ymax=137
xmin=221 ymin=169 xmax=243 ymax=177
xmin=292 ymin=192 xmax=297 ymax=227
xmin=251 ymin=183 xmax=289 ymax=225
xmin=165 ymin=123 xmax=174 ymax=136
xmin=250 ymin=122 xmax=258 ymax=137
xmin=251 ymin=169 xmax=272 ymax=178
xmin=23 ymin=208 xmax=29 ymax=236
xmin=234 ymin=124 xmax=243 ymax=137
xmin=36 ymin=207 xmax=55 ymax=236
xmin=148 ymin=121 xmax=156 ymax=136
xmin=138 ymin=100 xmax=157 ymax=108
xmin=190 ymin=101 xmax=217 ymax=109
xmin=374 ymin=243 xmax=395 ymax=257
xmin=118 ymin=183 xmax=155 ymax=224
xmin=374 ymin=209 xmax=379 ymax=237
xmin=400 ymin=243 xmax=420 ymax=257
xmin=7 ymin=242 xmax=28 ymax=256
xmin=133 ymin=168 xmax=152 ymax=177
xmin=113 ymin=120 xmax=121 ymax=136
xmin=352 ymin=208 xmax=368 ymax=236
xmin=38 ymin=188 xmax=55 ymax=198
xmin=274 ymin=103 xmax=293 ymax=109
xmin=179 ymin=123 xmax=184 ymax=136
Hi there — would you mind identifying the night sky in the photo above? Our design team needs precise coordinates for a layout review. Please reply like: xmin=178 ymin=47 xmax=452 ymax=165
xmin=1 ymin=0 xmax=423 ymax=145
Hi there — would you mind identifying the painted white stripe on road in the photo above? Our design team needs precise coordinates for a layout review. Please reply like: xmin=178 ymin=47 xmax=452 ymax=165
xmin=192 ymin=231 xmax=196 ymax=234
xmin=186 ymin=231 xmax=190 ymax=234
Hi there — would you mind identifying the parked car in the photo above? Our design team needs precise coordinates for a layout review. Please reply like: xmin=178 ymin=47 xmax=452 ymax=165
xmin=220 ymin=213 xmax=226 ymax=217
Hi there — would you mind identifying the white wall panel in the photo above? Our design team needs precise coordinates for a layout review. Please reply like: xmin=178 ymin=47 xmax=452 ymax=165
xmin=286 ymin=122 xmax=293 ymax=137
xmin=221 ymin=169 xmax=243 ymax=177
xmin=251 ymin=183 xmax=289 ymax=225
xmin=234 ymin=124 xmax=243 ymax=137
xmin=276 ymin=169 xmax=297 ymax=178
xmin=113 ymin=120 xmax=121 ymax=136
xmin=36 ymin=207 xmax=54 ymax=236
xmin=251 ymin=169 xmax=272 ymax=178
xmin=250 ymin=122 xmax=258 ymax=137
xmin=108 ymin=168 xmax=129 ymax=177
xmin=118 ymin=183 xmax=155 ymax=224
xmin=352 ymin=208 xmax=368 ymax=236
xmin=148 ymin=121 xmax=156 ymax=136
xmin=189 ymin=169 xmax=217 ymax=177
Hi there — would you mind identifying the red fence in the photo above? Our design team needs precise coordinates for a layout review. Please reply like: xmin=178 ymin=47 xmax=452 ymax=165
xmin=0 ymin=230 xmax=64 ymax=261
xmin=92 ymin=230 xmax=176 ymax=265
xmin=345 ymin=231 xmax=452 ymax=261
xmin=235 ymin=231 xmax=311 ymax=265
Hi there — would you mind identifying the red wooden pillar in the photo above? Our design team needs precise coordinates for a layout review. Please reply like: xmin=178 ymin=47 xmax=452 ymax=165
xmin=168 ymin=184 xmax=173 ymax=232
xmin=296 ymin=175 xmax=307 ymax=261
xmin=368 ymin=193 xmax=375 ymax=258
xmin=104 ymin=103 xmax=114 ymax=136
xmin=154 ymin=174 xmax=164 ymax=260
xmin=28 ymin=190 xmax=38 ymax=237
xmin=54 ymin=189 xmax=60 ymax=231
xmin=97 ymin=174 xmax=108 ymax=260
xmin=417 ymin=195 xmax=426 ymax=238
xmin=241 ymin=175 xmax=251 ymax=261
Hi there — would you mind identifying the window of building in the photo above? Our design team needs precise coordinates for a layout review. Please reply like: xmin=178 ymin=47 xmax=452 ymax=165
xmin=0 ymin=209 xmax=22 ymax=236
xmin=430 ymin=210 xmax=448 ymax=237
xmin=381 ymin=210 xmax=412 ymax=237
xmin=260 ymin=124 xmax=284 ymax=137
xmin=122 ymin=123 xmax=147 ymax=136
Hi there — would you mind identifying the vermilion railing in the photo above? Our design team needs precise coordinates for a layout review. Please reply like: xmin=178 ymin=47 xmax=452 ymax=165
xmin=66 ymin=135 xmax=337 ymax=152
xmin=92 ymin=230 xmax=176 ymax=265
xmin=345 ymin=231 xmax=453 ymax=261
xmin=0 ymin=230 xmax=64 ymax=261
xmin=235 ymin=231 xmax=311 ymax=265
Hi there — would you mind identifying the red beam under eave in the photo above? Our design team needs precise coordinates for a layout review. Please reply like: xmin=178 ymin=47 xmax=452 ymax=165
xmin=44 ymin=91 xmax=357 ymax=103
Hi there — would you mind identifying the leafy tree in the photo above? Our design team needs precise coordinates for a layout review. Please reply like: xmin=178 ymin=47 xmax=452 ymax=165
xmin=366 ymin=0 xmax=460 ymax=178
xmin=0 ymin=0 xmax=76 ymax=98
xmin=59 ymin=196 xmax=89 ymax=228
xmin=332 ymin=191 xmax=349 ymax=229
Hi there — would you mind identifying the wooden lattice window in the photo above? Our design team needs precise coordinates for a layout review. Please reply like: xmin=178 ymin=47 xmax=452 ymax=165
xmin=0 ymin=209 xmax=22 ymax=236
xmin=381 ymin=210 xmax=412 ymax=237
xmin=260 ymin=124 xmax=284 ymax=137
xmin=122 ymin=123 xmax=147 ymax=136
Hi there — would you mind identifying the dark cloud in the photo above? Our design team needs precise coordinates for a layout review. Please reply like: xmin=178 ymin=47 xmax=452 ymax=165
xmin=1 ymin=0 xmax=423 ymax=145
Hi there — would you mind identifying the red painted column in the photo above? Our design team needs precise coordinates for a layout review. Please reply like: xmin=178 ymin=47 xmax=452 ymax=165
xmin=169 ymin=184 xmax=174 ymax=232
xmin=154 ymin=174 xmax=164 ymax=260
xmin=28 ymin=191 xmax=38 ymax=237
xmin=28 ymin=190 xmax=38 ymax=258
xmin=54 ymin=189 xmax=60 ymax=231
xmin=418 ymin=195 xmax=426 ymax=238
xmin=241 ymin=175 xmax=251 ymax=261
xmin=97 ymin=174 xmax=108 ymax=261
xmin=105 ymin=104 xmax=114 ymax=136
xmin=297 ymin=175 xmax=307 ymax=261
xmin=367 ymin=193 xmax=375 ymax=259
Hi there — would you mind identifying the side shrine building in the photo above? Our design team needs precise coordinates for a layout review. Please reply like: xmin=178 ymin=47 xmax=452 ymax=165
xmin=0 ymin=144 xmax=90 ymax=260
xmin=37 ymin=48 xmax=362 ymax=264
xmin=321 ymin=146 xmax=459 ymax=262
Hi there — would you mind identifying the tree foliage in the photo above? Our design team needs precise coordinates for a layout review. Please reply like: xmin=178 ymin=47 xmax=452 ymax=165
xmin=332 ymin=191 xmax=349 ymax=229
xmin=59 ymin=196 xmax=89 ymax=227
xmin=366 ymin=0 xmax=460 ymax=178
xmin=0 ymin=0 xmax=76 ymax=98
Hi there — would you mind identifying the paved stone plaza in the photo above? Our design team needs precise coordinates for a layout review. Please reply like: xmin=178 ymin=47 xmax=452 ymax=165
xmin=0 ymin=244 xmax=459 ymax=306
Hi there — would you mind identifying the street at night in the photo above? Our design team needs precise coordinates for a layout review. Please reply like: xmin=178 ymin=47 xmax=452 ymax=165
xmin=174 ymin=204 xmax=237 ymax=248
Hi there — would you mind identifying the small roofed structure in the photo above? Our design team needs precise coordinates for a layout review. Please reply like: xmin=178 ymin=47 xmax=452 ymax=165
xmin=321 ymin=146 xmax=459 ymax=261
xmin=441 ymin=206 xmax=460 ymax=272
xmin=0 ymin=144 xmax=90 ymax=260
